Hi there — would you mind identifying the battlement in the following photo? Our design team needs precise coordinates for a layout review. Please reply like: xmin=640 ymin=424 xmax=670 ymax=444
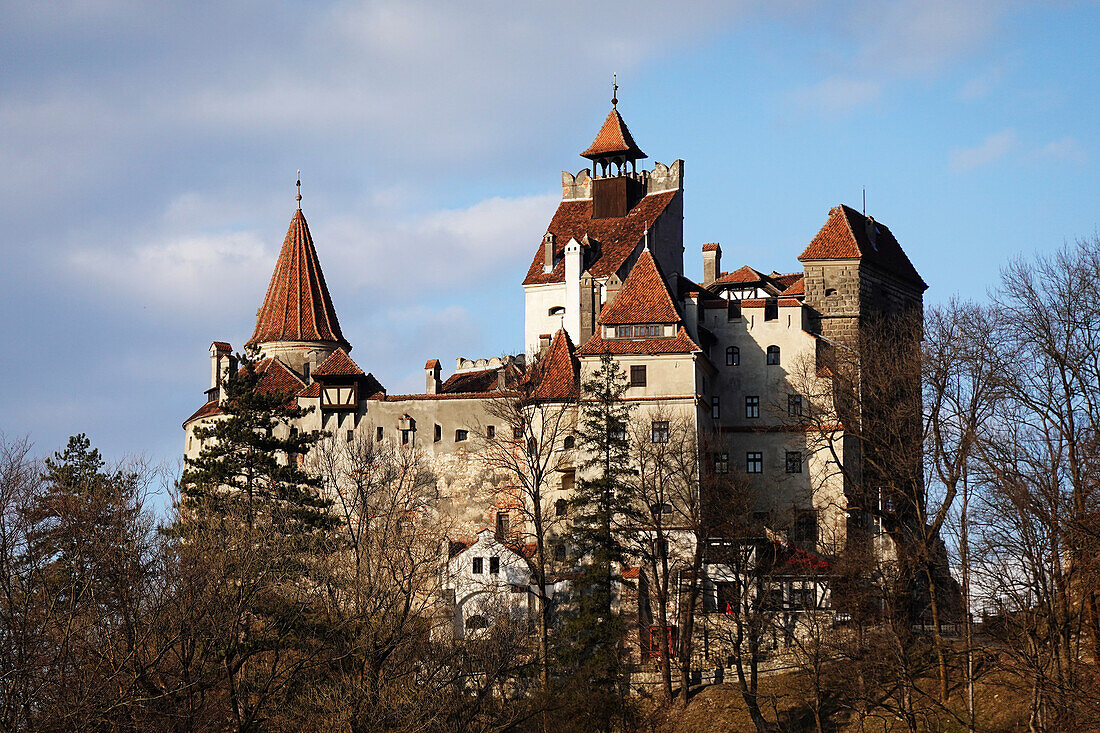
xmin=562 ymin=159 xmax=684 ymax=201
xmin=453 ymin=354 xmax=526 ymax=374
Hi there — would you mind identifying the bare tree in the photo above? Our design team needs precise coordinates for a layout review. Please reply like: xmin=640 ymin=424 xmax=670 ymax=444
xmin=473 ymin=346 xmax=578 ymax=691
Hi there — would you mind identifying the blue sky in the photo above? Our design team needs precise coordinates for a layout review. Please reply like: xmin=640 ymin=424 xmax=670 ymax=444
xmin=1 ymin=0 xmax=1097 ymax=472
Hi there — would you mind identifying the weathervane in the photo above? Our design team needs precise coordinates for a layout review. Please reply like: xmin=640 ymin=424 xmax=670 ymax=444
xmin=612 ymin=73 xmax=618 ymax=108
xmin=296 ymin=170 xmax=302 ymax=210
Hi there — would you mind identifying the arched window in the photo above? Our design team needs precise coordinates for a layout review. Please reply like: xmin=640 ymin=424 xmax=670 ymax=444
xmin=766 ymin=345 xmax=780 ymax=365
xmin=563 ymin=436 xmax=575 ymax=449
xmin=556 ymin=499 xmax=569 ymax=517
xmin=548 ymin=306 xmax=566 ymax=316
xmin=727 ymin=346 xmax=739 ymax=366
xmin=465 ymin=615 xmax=488 ymax=630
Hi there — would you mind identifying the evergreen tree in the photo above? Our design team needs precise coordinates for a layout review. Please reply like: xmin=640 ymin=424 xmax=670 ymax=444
xmin=176 ymin=347 xmax=337 ymax=730
xmin=180 ymin=347 xmax=332 ymax=534
xmin=560 ymin=352 xmax=637 ymax=729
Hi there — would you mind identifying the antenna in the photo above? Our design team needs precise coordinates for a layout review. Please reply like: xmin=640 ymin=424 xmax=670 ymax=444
xmin=296 ymin=170 xmax=302 ymax=210
xmin=612 ymin=73 xmax=618 ymax=108
xmin=862 ymin=187 xmax=866 ymax=216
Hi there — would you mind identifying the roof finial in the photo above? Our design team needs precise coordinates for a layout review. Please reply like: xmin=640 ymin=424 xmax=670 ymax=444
xmin=296 ymin=169 xmax=302 ymax=210
xmin=612 ymin=73 xmax=618 ymax=109
xmin=643 ymin=219 xmax=649 ymax=251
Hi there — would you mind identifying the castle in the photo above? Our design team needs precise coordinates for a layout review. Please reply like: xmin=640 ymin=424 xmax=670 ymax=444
xmin=184 ymin=93 xmax=927 ymax=652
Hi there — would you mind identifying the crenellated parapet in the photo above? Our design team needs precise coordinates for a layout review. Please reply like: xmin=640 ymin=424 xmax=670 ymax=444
xmin=561 ymin=159 xmax=684 ymax=202
xmin=453 ymin=354 xmax=526 ymax=374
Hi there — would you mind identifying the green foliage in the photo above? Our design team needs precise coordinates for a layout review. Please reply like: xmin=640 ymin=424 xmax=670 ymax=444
xmin=559 ymin=352 xmax=637 ymax=727
xmin=180 ymin=347 xmax=333 ymax=535
xmin=26 ymin=433 xmax=149 ymax=607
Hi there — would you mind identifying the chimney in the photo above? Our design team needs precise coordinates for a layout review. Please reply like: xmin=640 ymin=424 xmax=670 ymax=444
xmin=209 ymin=342 xmax=233 ymax=401
xmin=543 ymin=232 xmax=555 ymax=273
xmin=425 ymin=359 xmax=441 ymax=394
xmin=604 ymin=272 xmax=622 ymax=306
xmin=702 ymin=243 xmax=722 ymax=286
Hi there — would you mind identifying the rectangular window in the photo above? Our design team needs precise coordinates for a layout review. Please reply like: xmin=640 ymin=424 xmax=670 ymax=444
xmin=615 ymin=325 xmax=633 ymax=338
xmin=788 ymin=394 xmax=803 ymax=417
xmin=455 ymin=429 xmax=468 ymax=442
xmin=745 ymin=396 xmax=760 ymax=419
xmin=486 ymin=425 xmax=495 ymax=438
xmin=376 ymin=426 xmax=384 ymax=442
xmin=496 ymin=512 xmax=509 ymax=540
xmin=714 ymin=452 xmax=729 ymax=474
xmin=489 ymin=557 xmax=500 ymax=575
xmin=611 ymin=425 xmax=627 ymax=442
xmin=727 ymin=301 xmax=741 ymax=321
xmin=711 ymin=396 xmax=720 ymax=419
xmin=634 ymin=324 xmax=660 ymax=337
xmin=726 ymin=346 xmax=739 ymax=366
xmin=513 ymin=425 xmax=524 ymax=439
xmin=553 ymin=543 xmax=567 ymax=561
xmin=715 ymin=582 xmax=739 ymax=614
xmin=746 ymin=452 xmax=763 ymax=474
xmin=346 ymin=429 xmax=354 ymax=443
xmin=630 ymin=365 xmax=647 ymax=387
xmin=651 ymin=420 xmax=669 ymax=443
xmin=401 ymin=430 xmax=410 ymax=445
xmin=764 ymin=299 xmax=778 ymax=321
xmin=786 ymin=451 xmax=802 ymax=473
xmin=472 ymin=557 xmax=483 ymax=574
xmin=434 ymin=424 xmax=442 ymax=442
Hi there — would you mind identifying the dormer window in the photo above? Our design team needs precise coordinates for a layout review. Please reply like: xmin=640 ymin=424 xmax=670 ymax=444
xmin=613 ymin=324 xmax=662 ymax=339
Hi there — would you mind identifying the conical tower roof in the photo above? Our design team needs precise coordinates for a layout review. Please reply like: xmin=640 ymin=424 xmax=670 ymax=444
xmin=248 ymin=209 xmax=351 ymax=350
xmin=581 ymin=107 xmax=647 ymax=161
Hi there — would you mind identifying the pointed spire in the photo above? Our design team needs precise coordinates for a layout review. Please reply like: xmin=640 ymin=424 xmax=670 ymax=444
xmin=247 ymin=208 xmax=350 ymax=351
xmin=581 ymin=85 xmax=647 ymax=162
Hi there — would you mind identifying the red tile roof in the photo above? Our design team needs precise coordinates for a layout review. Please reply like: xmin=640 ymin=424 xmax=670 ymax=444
xmin=248 ymin=209 xmax=351 ymax=350
xmin=211 ymin=341 xmax=232 ymax=353
xmin=701 ymin=242 xmax=720 ymax=252
xmin=771 ymin=273 xmax=802 ymax=289
xmin=577 ymin=326 xmax=700 ymax=356
xmin=581 ymin=108 xmax=646 ymax=160
xmin=533 ymin=329 xmax=579 ymax=401
xmin=778 ymin=298 xmax=802 ymax=307
xmin=425 ymin=359 xmax=440 ymax=370
xmin=313 ymin=348 xmax=364 ymax=377
xmin=780 ymin=277 xmax=805 ymax=296
xmin=297 ymin=382 xmax=321 ymax=398
xmin=522 ymin=191 xmax=678 ymax=286
xmin=183 ymin=400 xmax=221 ymax=426
xmin=440 ymin=368 xmax=501 ymax=394
xmin=252 ymin=358 xmax=306 ymax=396
xmin=621 ymin=566 xmax=641 ymax=579
xmin=714 ymin=265 xmax=768 ymax=285
xmin=598 ymin=250 xmax=681 ymax=325
xmin=799 ymin=205 xmax=926 ymax=289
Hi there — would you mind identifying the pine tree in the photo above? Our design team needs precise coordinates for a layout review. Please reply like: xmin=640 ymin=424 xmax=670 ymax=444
xmin=175 ymin=347 xmax=336 ymax=730
xmin=560 ymin=352 xmax=637 ymax=728
xmin=180 ymin=347 xmax=332 ymax=535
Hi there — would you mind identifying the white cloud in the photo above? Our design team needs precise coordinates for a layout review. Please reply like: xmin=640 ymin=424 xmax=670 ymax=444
xmin=787 ymin=0 xmax=1008 ymax=116
xmin=63 ymin=189 xmax=557 ymax=318
xmin=958 ymin=67 xmax=1002 ymax=101
xmin=1037 ymin=136 xmax=1086 ymax=164
xmin=789 ymin=76 xmax=881 ymax=115
xmin=949 ymin=129 xmax=1017 ymax=172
